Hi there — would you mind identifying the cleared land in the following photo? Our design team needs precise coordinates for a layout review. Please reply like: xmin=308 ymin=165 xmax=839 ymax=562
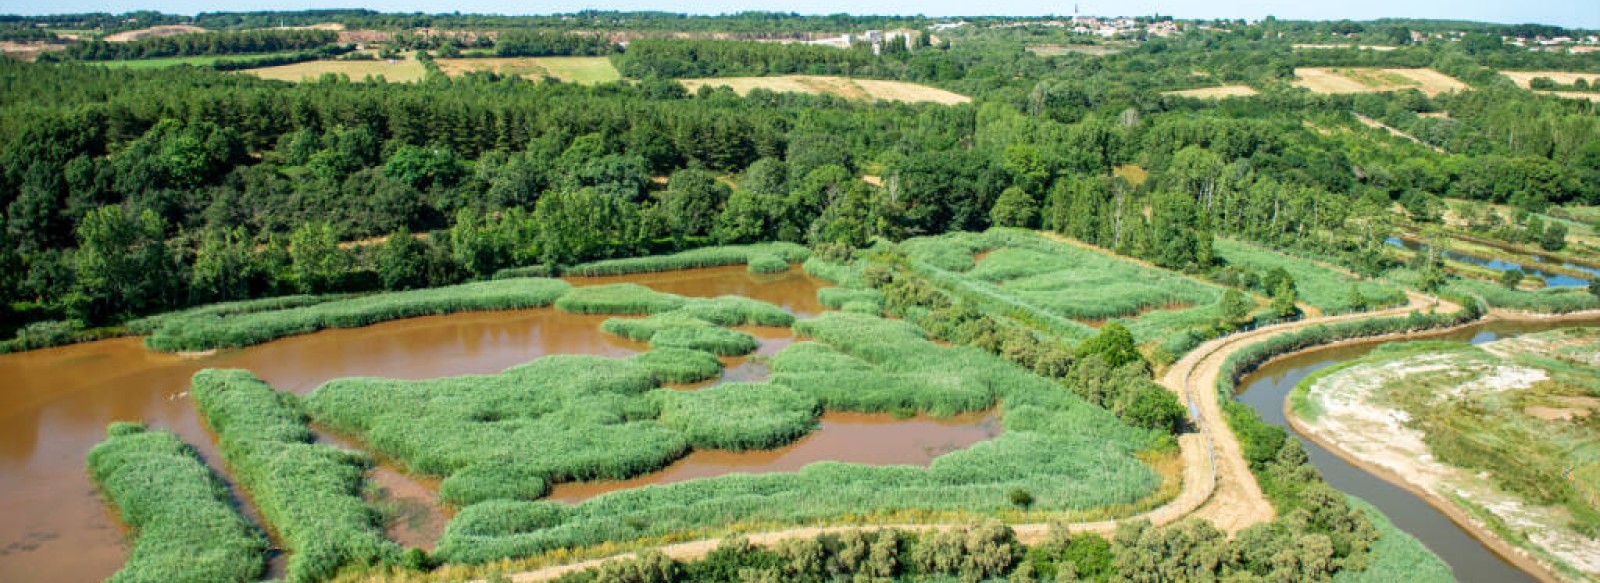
xmin=1294 ymin=331 xmax=1600 ymax=581
xmin=240 ymin=57 xmax=428 ymax=82
xmin=1026 ymin=44 xmax=1124 ymax=56
xmin=434 ymin=57 xmax=622 ymax=84
xmin=1294 ymin=67 xmax=1467 ymax=96
xmin=1162 ymin=85 xmax=1258 ymax=98
xmin=679 ymin=75 xmax=971 ymax=104
xmin=103 ymin=25 xmax=207 ymax=42
xmin=1501 ymin=71 xmax=1600 ymax=102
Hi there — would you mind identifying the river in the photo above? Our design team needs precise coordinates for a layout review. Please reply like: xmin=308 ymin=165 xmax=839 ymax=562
xmin=1235 ymin=316 xmax=1600 ymax=583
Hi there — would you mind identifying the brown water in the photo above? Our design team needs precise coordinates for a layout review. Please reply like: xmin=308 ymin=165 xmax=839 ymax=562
xmin=548 ymin=410 xmax=1003 ymax=502
xmin=0 ymin=265 xmax=998 ymax=582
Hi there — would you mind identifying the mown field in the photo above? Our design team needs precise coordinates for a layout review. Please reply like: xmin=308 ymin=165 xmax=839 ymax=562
xmin=434 ymin=57 xmax=622 ymax=84
xmin=678 ymin=75 xmax=972 ymax=104
xmin=1293 ymin=67 xmax=1467 ymax=96
xmin=240 ymin=57 xmax=428 ymax=82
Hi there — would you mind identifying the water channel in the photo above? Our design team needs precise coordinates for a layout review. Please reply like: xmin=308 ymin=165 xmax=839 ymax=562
xmin=1386 ymin=236 xmax=1595 ymax=287
xmin=1235 ymin=315 xmax=1600 ymax=583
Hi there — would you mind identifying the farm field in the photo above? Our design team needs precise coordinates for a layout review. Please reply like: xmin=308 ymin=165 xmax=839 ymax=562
xmin=1293 ymin=67 xmax=1467 ymax=96
xmin=1500 ymin=71 xmax=1600 ymax=102
xmin=1162 ymin=85 xmax=1258 ymax=98
xmin=434 ymin=56 xmax=622 ymax=84
xmin=678 ymin=75 xmax=972 ymax=104
xmin=240 ymin=56 xmax=428 ymax=82
xmin=1293 ymin=330 xmax=1600 ymax=581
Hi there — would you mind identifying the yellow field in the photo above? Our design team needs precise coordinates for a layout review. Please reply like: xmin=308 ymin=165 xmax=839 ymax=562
xmin=1162 ymin=85 xmax=1258 ymax=98
xmin=679 ymin=75 xmax=970 ymax=105
xmin=1500 ymin=71 xmax=1600 ymax=102
xmin=240 ymin=58 xmax=428 ymax=83
xmin=434 ymin=56 xmax=621 ymax=84
xmin=1293 ymin=67 xmax=1466 ymax=96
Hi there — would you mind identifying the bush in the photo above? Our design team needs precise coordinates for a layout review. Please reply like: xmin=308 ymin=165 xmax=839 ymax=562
xmin=191 ymin=369 xmax=400 ymax=582
xmin=144 ymin=279 xmax=570 ymax=351
xmin=86 ymin=423 xmax=267 ymax=583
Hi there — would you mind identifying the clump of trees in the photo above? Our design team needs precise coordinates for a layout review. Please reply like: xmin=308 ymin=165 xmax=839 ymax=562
xmin=48 ymin=29 xmax=337 ymax=61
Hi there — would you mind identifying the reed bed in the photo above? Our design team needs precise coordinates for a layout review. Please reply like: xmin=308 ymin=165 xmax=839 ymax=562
xmin=1213 ymin=238 xmax=1406 ymax=313
xmin=564 ymin=243 xmax=809 ymax=276
xmin=554 ymin=284 xmax=686 ymax=315
xmin=190 ymin=369 xmax=400 ymax=583
xmin=628 ymin=348 xmax=724 ymax=383
xmin=746 ymin=254 xmax=791 ymax=274
xmin=435 ymin=312 xmax=1155 ymax=563
xmin=649 ymin=326 xmax=759 ymax=356
xmin=145 ymin=279 xmax=571 ymax=352
xmin=596 ymin=294 xmax=794 ymax=356
xmin=657 ymin=382 xmax=821 ymax=450
xmin=86 ymin=423 xmax=268 ymax=583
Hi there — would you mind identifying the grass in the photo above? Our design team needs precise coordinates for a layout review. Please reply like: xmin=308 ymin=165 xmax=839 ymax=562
xmin=564 ymin=243 xmax=809 ymax=276
xmin=144 ymin=278 xmax=571 ymax=351
xmin=1213 ymin=238 xmax=1407 ymax=314
xmin=591 ymin=293 xmax=797 ymax=356
xmin=1335 ymin=496 xmax=1455 ymax=583
xmin=627 ymin=347 xmax=724 ymax=383
xmin=434 ymin=56 xmax=621 ymax=84
xmin=649 ymin=326 xmax=758 ymax=356
xmin=86 ymin=423 xmax=267 ymax=583
xmin=678 ymin=75 xmax=972 ymax=105
xmin=555 ymin=283 xmax=686 ymax=315
xmin=657 ymin=382 xmax=821 ymax=450
xmin=93 ymin=52 xmax=303 ymax=69
xmin=1389 ymin=269 xmax=1600 ymax=314
xmin=191 ymin=369 xmax=400 ymax=583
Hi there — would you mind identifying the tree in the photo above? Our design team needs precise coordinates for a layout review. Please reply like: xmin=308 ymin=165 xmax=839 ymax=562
xmin=662 ymin=168 xmax=731 ymax=239
xmin=990 ymin=186 xmax=1039 ymax=228
xmin=1074 ymin=322 xmax=1142 ymax=369
xmin=1269 ymin=275 xmax=1298 ymax=318
xmin=1219 ymin=288 xmax=1252 ymax=327
xmin=1499 ymin=268 xmax=1525 ymax=290
xmin=376 ymin=227 xmax=428 ymax=290
xmin=1541 ymin=222 xmax=1568 ymax=252
xmin=190 ymin=226 xmax=263 ymax=304
xmin=70 ymin=206 xmax=177 ymax=322
xmin=289 ymin=222 xmax=350 ymax=294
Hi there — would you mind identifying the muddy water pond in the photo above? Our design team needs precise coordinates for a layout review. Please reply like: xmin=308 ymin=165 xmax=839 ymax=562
xmin=0 ymin=265 xmax=1000 ymax=582
xmin=1235 ymin=316 xmax=1600 ymax=583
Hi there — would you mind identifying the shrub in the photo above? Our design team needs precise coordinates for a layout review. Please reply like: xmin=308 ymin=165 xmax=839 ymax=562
xmin=145 ymin=279 xmax=570 ymax=351
xmin=86 ymin=423 xmax=267 ymax=583
xmin=191 ymin=369 xmax=401 ymax=582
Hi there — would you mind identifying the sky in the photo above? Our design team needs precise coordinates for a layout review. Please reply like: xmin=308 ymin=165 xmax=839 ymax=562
xmin=1 ymin=0 xmax=1596 ymax=29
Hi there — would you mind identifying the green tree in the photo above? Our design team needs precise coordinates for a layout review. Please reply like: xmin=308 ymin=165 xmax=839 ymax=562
xmin=1074 ymin=322 xmax=1142 ymax=369
xmin=1541 ymin=222 xmax=1568 ymax=252
xmin=990 ymin=186 xmax=1039 ymax=228
xmin=70 ymin=206 xmax=176 ymax=322
xmin=190 ymin=226 xmax=262 ymax=304
xmin=1219 ymin=288 xmax=1252 ymax=327
xmin=663 ymin=168 xmax=731 ymax=239
xmin=1499 ymin=268 xmax=1525 ymax=290
xmin=376 ymin=227 xmax=427 ymax=290
xmin=289 ymin=222 xmax=350 ymax=294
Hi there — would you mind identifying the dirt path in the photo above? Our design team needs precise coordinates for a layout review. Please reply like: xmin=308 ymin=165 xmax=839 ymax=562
xmin=487 ymin=268 xmax=1453 ymax=582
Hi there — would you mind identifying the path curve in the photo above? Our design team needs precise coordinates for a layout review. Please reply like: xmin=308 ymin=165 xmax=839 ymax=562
xmin=489 ymin=292 xmax=1454 ymax=582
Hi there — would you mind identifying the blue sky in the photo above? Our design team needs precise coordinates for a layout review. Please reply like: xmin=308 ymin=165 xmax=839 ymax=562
xmin=2 ymin=0 xmax=1595 ymax=29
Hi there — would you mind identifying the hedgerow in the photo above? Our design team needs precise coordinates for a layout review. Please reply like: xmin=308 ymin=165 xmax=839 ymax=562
xmin=564 ymin=243 xmax=809 ymax=276
xmin=190 ymin=369 xmax=401 ymax=583
xmin=144 ymin=278 xmax=571 ymax=351
xmin=86 ymin=423 xmax=267 ymax=583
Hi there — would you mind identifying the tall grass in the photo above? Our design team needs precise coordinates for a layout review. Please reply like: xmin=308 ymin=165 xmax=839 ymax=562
xmin=1335 ymin=496 xmax=1455 ymax=583
xmin=747 ymin=254 xmax=791 ymax=274
xmin=554 ymin=284 xmax=687 ymax=314
xmin=1213 ymin=238 xmax=1407 ymax=313
xmin=433 ymin=311 xmax=1164 ymax=565
xmin=564 ymin=243 xmax=809 ymax=276
xmin=649 ymin=326 xmax=759 ymax=356
xmin=190 ymin=369 xmax=401 ymax=583
xmin=145 ymin=279 xmax=571 ymax=352
xmin=629 ymin=347 xmax=724 ymax=383
xmin=594 ymin=294 xmax=794 ymax=356
xmin=657 ymin=382 xmax=821 ymax=450
xmin=86 ymin=423 xmax=268 ymax=583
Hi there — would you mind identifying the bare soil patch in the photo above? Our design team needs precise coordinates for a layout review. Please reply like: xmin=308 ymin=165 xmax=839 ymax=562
xmin=241 ymin=57 xmax=427 ymax=83
xmin=104 ymin=25 xmax=206 ymax=42
xmin=1163 ymin=85 xmax=1258 ymax=99
xmin=434 ymin=56 xmax=620 ymax=84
